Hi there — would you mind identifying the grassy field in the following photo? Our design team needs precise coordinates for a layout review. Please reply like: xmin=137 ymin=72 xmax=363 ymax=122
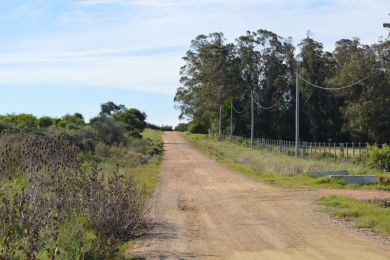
xmin=318 ymin=196 xmax=390 ymax=236
xmin=185 ymin=134 xmax=390 ymax=190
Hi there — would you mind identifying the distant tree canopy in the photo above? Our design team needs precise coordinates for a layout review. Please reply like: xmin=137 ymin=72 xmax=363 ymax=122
xmin=93 ymin=101 xmax=148 ymax=139
xmin=175 ymin=30 xmax=390 ymax=143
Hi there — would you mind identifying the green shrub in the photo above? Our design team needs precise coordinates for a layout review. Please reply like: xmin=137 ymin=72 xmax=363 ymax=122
xmin=379 ymin=175 xmax=390 ymax=185
xmin=368 ymin=145 xmax=390 ymax=172
xmin=91 ymin=115 xmax=127 ymax=145
xmin=188 ymin=120 xmax=208 ymax=134
xmin=174 ymin=123 xmax=188 ymax=132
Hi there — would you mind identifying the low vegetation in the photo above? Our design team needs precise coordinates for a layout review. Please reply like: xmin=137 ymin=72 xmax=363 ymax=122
xmin=185 ymin=134 xmax=390 ymax=190
xmin=0 ymin=101 xmax=163 ymax=259
xmin=318 ymin=196 xmax=390 ymax=236
xmin=368 ymin=145 xmax=390 ymax=172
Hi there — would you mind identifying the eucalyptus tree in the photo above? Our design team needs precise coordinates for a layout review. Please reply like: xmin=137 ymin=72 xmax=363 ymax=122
xmin=330 ymin=38 xmax=390 ymax=142
xmin=236 ymin=30 xmax=295 ymax=139
xmin=175 ymin=32 xmax=240 ymax=133
xmin=297 ymin=33 xmax=337 ymax=141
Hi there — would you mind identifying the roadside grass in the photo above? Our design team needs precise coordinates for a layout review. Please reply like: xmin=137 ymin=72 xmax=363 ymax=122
xmin=98 ymin=128 xmax=163 ymax=194
xmin=123 ymin=158 xmax=161 ymax=194
xmin=130 ymin=128 xmax=162 ymax=194
xmin=318 ymin=196 xmax=390 ymax=236
xmin=142 ymin=128 xmax=162 ymax=141
xmin=185 ymin=134 xmax=390 ymax=190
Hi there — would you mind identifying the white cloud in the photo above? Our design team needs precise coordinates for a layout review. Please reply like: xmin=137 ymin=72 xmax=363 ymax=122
xmin=0 ymin=52 xmax=182 ymax=95
xmin=0 ymin=0 xmax=388 ymax=96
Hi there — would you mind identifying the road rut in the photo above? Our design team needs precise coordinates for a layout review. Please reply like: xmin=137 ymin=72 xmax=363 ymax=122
xmin=130 ymin=132 xmax=390 ymax=259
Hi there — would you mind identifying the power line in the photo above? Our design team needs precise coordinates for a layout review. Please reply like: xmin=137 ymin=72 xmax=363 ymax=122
xmin=252 ymin=93 xmax=285 ymax=110
xmin=253 ymin=99 xmax=280 ymax=110
xmin=232 ymin=104 xmax=244 ymax=113
xmin=297 ymin=71 xmax=377 ymax=91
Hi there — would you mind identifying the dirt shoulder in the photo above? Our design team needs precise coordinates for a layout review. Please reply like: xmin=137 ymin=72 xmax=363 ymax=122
xmin=129 ymin=132 xmax=390 ymax=259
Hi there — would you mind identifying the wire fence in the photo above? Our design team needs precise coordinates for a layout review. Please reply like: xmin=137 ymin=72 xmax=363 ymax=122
xmin=214 ymin=134 xmax=387 ymax=161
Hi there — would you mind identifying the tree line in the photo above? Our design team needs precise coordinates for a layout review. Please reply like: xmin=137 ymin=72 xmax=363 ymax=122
xmin=0 ymin=101 xmax=172 ymax=150
xmin=174 ymin=30 xmax=390 ymax=143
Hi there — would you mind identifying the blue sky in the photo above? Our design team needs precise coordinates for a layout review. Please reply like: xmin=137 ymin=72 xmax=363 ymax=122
xmin=0 ymin=0 xmax=388 ymax=126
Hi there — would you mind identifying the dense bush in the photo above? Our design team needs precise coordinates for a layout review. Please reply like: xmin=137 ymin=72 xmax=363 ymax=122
xmin=0 ymin=114 xmax=38 ymax=130
xmin=368 ymin=145 xmax=390 ymax=172
xmin=379 ymin=175 xmax=390 ymax=185
xmin=129 ymin=138 xmax=163 ymax=157
xmin=0 ymin=133 xmax=151 ymax=259
xmin=48 ymin=125 xmax=97 ymax=153
xmin=1 ymin=134 xmax=80 ymax=258
xmin=174 ymin=123 xmax=188 ymax=132
xmin=82 ymin=167 xmax=150 ymax=242
xmin=188 ymin=120 xmax=208 ymax=134
xmin=91 ymin=115 xmax=127 ymax=145
xmin=113 ymin=108 xmax=147 ymax=136
xmin=55 ymin=113 xmax=85 ymax=129
xmin=0 ymin=132 xmax=23 ymax=180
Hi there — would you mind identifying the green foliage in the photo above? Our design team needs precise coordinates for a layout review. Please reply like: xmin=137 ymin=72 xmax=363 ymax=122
xmin=56 ymin=215 xmax=105 ymax=259
xmin=368 ymin=145 xmax=390 ymax=172
xmin=0 ymin=113 xmax=38 ymax=130
xmin=175 ymin=29 xmax=390 ymax=143
xmin=175 ymin=32 xmax=241 ymax=134
xmin=188 ymin=120 xmax=208 ymax=134
xmin=56 ymin=113 xmax=85 ymax=129
xmin=147 ymin=123 xmax=173 ymax=131
xmin=38 ymin=116 xmax=55 ymax=128
xmin=47 ymin=125 xmax=97 ymax=153
xmin=318 ymin=196 xmax=390 ymax=235
xmin=91 ymin=115 xmax=127 ymax=145
xmin=114 ymin=108 xmax=147 ymax=137
xmin=174 ymin=123 xmax=188 ymax=132
xmin=100 ymin=101 xmax=126 ymax=116
xmin=379 ymin=175 xmax=390 ymax=185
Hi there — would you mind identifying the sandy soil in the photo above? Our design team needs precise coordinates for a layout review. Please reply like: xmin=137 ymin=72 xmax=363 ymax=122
xmin=129 ymin=132 xmax=390 ymax=259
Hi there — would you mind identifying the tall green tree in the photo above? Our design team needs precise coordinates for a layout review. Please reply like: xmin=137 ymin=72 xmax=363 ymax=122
xmin=297 ymin=33 xmax=338 ymax=141
xmin=175 ymin=29 xmax=389 ymax=143
xmin=330 ymin=38 xmax=390 ymax=142
xmin=175 ymin=33 xmax=241 ymax=134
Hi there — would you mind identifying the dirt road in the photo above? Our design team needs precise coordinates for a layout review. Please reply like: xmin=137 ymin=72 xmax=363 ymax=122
xmin=130 ymin=132 xmax=390 ymax=259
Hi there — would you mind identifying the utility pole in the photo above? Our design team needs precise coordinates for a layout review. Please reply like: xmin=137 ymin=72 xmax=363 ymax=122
xmin=251 ymin=91 xmax=254 ymax=148
xmin=295 ymin=72 xmax=300 ymax=157
xmin=218 ymin=105 xmax=222 ymax=140
xmin=230 ymin=100 xmax=233 ymax=140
